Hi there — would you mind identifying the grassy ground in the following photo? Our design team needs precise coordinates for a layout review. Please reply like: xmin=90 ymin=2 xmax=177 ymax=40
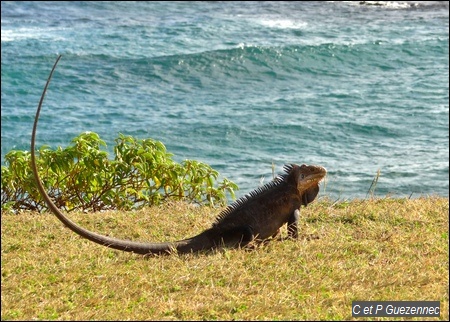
xmin=1 ymin=197 xmax=448 ymax=320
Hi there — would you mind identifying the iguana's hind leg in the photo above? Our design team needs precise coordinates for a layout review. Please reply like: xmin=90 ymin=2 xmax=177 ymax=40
xmin=271 ymin=228 xmax=281 ymax=239
xmin=287 ymin=209 xmax=300 ymax=239
xmin=220 ymin=226 xmax=255 ymax=248
xmin=238 ymin=225 xmax=255 ymax=246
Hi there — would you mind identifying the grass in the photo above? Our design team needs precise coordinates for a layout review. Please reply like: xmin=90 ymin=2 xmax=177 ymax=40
xmin=1 ymin=197 xmax=448 ymax=320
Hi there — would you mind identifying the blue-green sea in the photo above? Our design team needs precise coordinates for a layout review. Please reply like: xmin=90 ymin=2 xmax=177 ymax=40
xmin=1 ymin=1 xmax=449 ymax=200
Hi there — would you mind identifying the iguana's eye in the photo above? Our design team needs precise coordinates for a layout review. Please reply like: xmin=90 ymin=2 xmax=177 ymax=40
xmin=301 ymin=174 xmax=305 ymax=179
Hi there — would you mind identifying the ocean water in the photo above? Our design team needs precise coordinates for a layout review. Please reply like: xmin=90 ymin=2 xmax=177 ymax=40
xmin=1 ymin=1 xmax=449 ymax=200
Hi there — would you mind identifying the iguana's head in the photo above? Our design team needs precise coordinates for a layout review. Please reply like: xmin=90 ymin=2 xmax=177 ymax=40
xmin=294 ymin=163 xmax=327 ymax=191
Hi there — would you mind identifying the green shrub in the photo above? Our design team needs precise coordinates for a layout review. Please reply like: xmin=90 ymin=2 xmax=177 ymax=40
xmin=1 ymin=132 xmax=238 ymax=212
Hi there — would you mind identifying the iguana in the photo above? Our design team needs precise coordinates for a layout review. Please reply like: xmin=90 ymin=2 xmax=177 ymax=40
xmin=30 ymin=55 xmax=327 ymax=255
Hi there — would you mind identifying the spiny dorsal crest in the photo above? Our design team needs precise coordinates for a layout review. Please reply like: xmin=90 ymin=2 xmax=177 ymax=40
xmin=214 ymin=164 xmax=297 ymax=224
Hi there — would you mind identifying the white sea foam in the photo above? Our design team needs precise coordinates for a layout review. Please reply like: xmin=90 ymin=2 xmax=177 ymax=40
xmin=1 ymin=27 xmax=66 ymax=42
xmin=338 ymin=1 xmax=418 ymax=9
xmin=257 ymin=18 xmax=308 ymax=30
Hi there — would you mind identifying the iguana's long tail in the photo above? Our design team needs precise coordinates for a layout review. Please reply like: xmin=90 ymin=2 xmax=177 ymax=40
xmin=30 ymin=55 xmax=214 ymax=255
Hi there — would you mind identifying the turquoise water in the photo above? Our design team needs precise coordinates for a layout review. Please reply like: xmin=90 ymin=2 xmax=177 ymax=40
xmin=1 ymin=1 xmax=449 ymax=200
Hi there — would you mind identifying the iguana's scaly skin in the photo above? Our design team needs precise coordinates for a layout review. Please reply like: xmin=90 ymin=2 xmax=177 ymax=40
xmin=31 ymin=55 xmax=327 ymax=255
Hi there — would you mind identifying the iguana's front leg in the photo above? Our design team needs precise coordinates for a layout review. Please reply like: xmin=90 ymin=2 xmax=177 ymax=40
xmin=287 ymin=209 xmax=300 ymax=239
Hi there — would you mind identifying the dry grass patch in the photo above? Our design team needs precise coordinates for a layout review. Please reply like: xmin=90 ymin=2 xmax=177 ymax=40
xmin=1 ymin=197 xmax=448 ymax=320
